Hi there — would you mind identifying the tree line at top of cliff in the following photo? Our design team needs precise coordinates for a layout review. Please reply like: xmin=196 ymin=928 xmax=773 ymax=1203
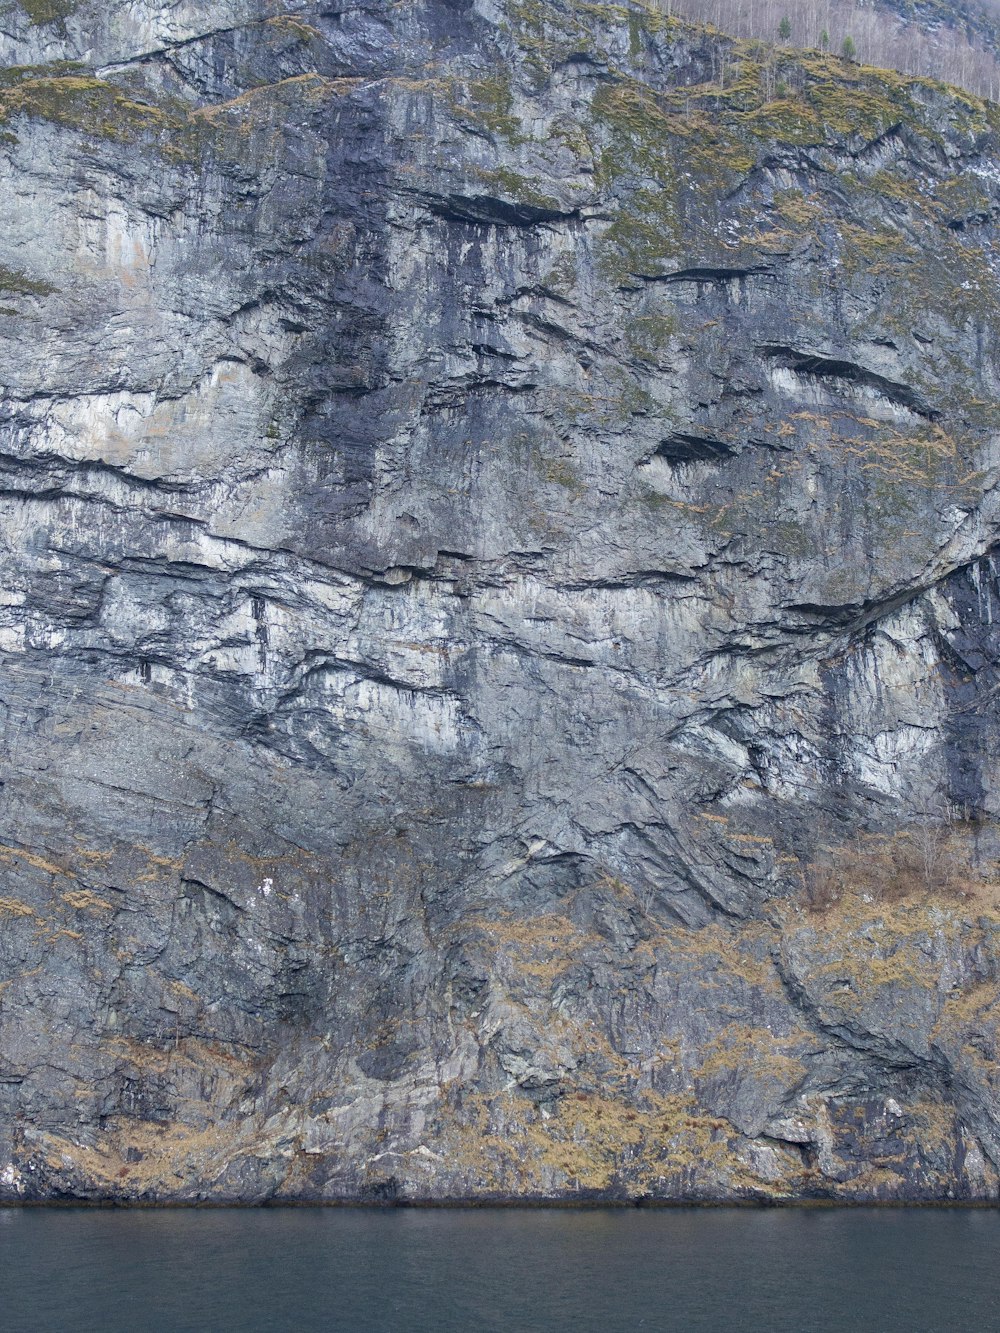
xmin=651 ymin=0 xmax=1000 ymax=100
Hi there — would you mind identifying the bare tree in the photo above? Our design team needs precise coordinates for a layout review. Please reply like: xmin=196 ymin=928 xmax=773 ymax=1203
xmin=649 ymin=0 xmax=1000 ymax=101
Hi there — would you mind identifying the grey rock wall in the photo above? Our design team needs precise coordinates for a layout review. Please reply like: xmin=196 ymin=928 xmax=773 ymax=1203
xmin=2 ymin=0 xmax=1000 ymax=1201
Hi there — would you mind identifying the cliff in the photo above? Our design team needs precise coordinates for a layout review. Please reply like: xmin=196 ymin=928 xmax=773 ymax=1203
xmin=3 ymin=0 xmax=1000 ymax=1203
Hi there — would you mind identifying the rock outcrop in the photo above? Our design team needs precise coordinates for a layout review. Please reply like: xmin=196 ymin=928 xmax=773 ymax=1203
xmin=3 ymin=0 xmax=1000 ymax=1202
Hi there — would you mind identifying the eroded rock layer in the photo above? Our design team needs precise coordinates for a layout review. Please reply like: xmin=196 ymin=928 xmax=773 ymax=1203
xmin=3 ymin=0 xmax=1000 ymax=1201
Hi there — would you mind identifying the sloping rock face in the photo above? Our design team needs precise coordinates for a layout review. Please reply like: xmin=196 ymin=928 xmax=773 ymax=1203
xmin=3 ymin=0 xmax=1000 ymax=1202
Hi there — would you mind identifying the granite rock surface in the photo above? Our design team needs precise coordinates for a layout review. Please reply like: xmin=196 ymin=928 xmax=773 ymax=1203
xmin=2 ymin=0 xmax=1000 ymax=1201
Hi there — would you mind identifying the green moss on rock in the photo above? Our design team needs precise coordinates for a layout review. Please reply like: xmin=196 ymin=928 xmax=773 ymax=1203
xmin=0 ymin=74 xmax=176 ymax=143
xmin=453 ymin=73 xmax=527 ymax=145
xmin=473 ymin=166 xmax=561 ymax=211
xmin=627 ymin=312 xmax=680 ymax=362
xmin=0 ymin=264 xmax=56 ymax=297
xmin=16 ymin=0 xmax=78 ymax=26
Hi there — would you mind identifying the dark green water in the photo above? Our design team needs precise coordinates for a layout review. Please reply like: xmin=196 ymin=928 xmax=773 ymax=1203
xmin=1 ymin=1205 xmax=998 ymax=1332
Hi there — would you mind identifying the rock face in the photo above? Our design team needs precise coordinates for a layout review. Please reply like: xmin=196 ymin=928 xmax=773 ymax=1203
xmin=3 ymin=0 xmax=1000 ymax=1202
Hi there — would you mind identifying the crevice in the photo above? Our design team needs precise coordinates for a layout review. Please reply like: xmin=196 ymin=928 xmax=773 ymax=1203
xmin=757 ymin=344 xmax=938 ymax=419
xmin=0 ymin=448 xmax=195 ymax=497
xmin=95 ymin=11 xmax=320 ymax=81
xmin=772 ymin=951 xmax=949 ymax=1075
xmin=646 ymin=264 xmax=777 ymax=285
xmin=645 ymin=432 xmax=739 ymax=465
xmin=559 ymin=570 xmax=699 ymax=590
xmin=423 ymin=193 xmax=581 ymax=229
xmin=180 ymin=874 xmax=245 ymax=913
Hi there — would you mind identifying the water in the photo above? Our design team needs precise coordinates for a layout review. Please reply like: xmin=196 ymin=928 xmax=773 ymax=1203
xmin=1 ymin=1205 xmax=998 ymax=1332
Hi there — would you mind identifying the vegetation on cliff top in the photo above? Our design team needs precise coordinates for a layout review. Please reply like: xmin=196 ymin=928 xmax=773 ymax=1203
xmin=479 ymin=0 xmax=1000 ymax=300
xmin=662 ymin=0 xmax=1000 ymax=101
